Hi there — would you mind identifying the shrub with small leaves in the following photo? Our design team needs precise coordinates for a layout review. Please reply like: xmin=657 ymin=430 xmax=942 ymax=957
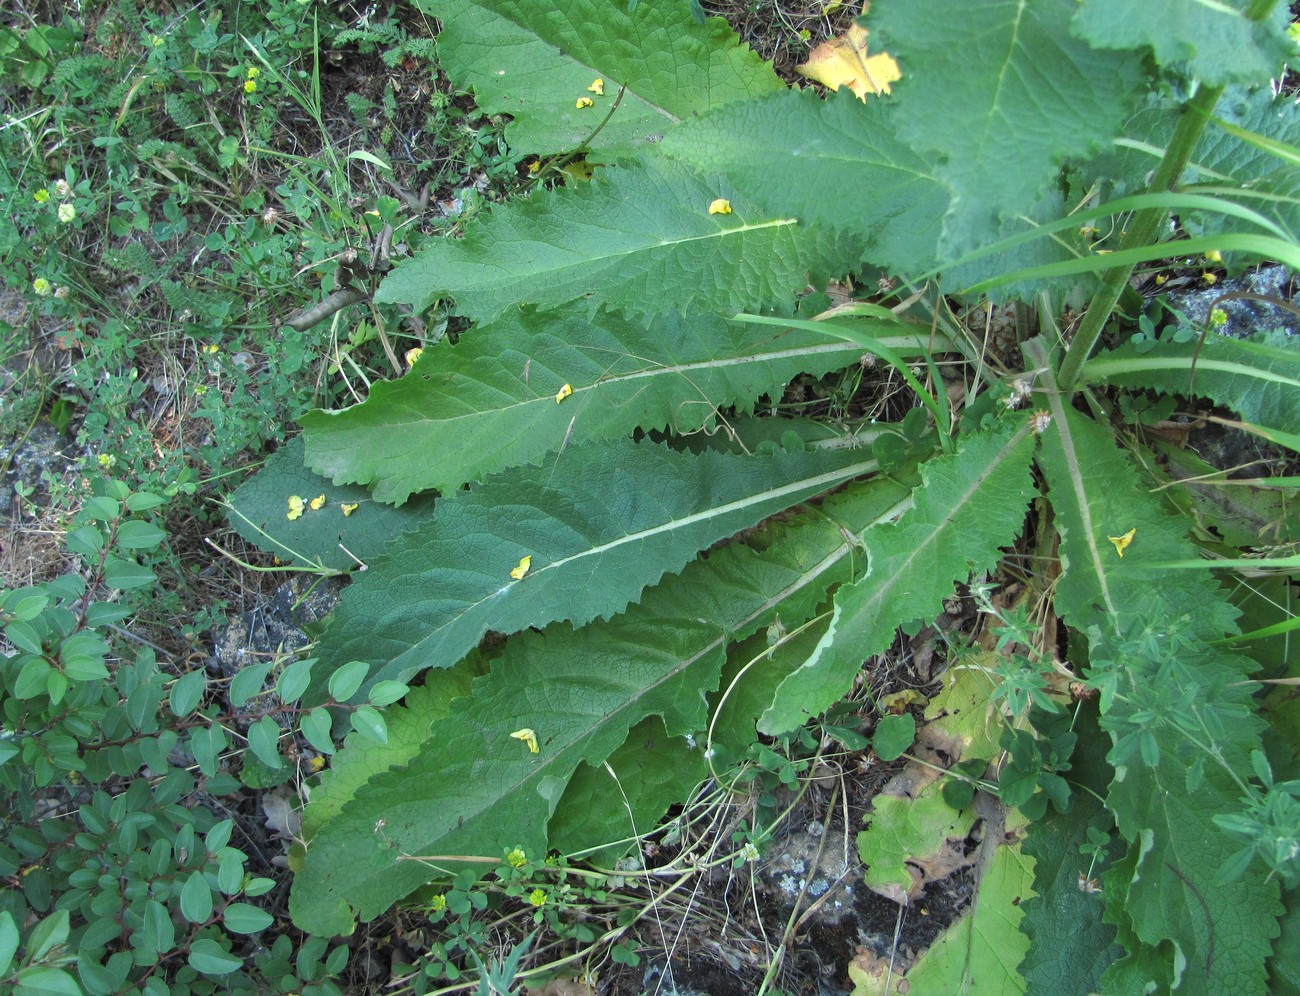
xmin=0 ymin=477 xmax=350 ymax=994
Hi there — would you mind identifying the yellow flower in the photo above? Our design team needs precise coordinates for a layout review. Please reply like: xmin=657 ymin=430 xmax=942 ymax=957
xmin=428 ymin=894 xmax=447 ymax=912
xmin=97 ymin=454 xmax=117 ymax=469
xmin=57 ymin=203 xmax=75 ymax=223
xmin=708 ymin=198 xmax=732 ymax=215
xmin=507 ymin=848 xmax=527 ymax=868
xmin=32 ymin=278 xmax=52 ymax=296
xmin=246 ymin=66 xmax=260 ymax=79
xmin=1204 ymin=249 xmax=1223 ymax=264
xmin=244 ymin=79 xmax=257 ymax=94
xmin=1209 ymin=308 xmax=1228 ymax=327
xmin=510 ymin=555 xmax=532 ymax=580
xmin=309 ymin=494 xmax=326 ymax=511
xmin=1202 ymin=271 xmax=1217 ymax=285
xmin=575 ymin=97 xmax=594 ymax=109
xmin=528 ymin=889 xmax=547 ymax=906
xmin=404 ymin=346 xmax=423 ymax=368
xmin=1107 ymin=528 xmax=1136 ymax=558
xmin=341 ymin=502 xmax=359 ymax=517
xmin=34 ymin=188 xmax=49 ymax=203
xmin=587 ymin=78 xmax=605 ymax=95
xmin=510 ymin=728 xmax=539 ymax=754
xmin=308 ymin=756 xmax=325 ymax=772
xmin=527 ymin=160 xmax=541 ymax=174
xmin=202 ymin=343 xmax=219 ymax=355
xmin=287 ymin=495 xmax=306 ymax=521
xmin=554 ymin=383 xmax=573 ymax=403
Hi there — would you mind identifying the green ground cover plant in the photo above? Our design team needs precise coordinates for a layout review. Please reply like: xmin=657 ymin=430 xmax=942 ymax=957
xmin=228 ymin=0 xmax=1300 ymax=990
xmin=3 ymin=0 xmax=1299 ymax=992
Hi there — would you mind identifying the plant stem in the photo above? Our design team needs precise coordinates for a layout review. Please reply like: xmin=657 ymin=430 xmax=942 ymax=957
xmin=1056 ymin=82 xmax=1224 ymax=392
xmin=1059 ymin=0 xmax=1281 ymax=391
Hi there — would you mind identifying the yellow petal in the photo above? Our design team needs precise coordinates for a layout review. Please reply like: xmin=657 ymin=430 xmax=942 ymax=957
xmin=708 ymin=198 xmax=732 ymax=215
xmin=287 ymin=495 xmax=305 ymax=521
xmin=1107 ymin=528 xmax=1136 ymax=558
xmin=527 ymin=159 xmax=541 ymax=173
xmin=309 ymin=494 xmax=327 ymax=511
xmin=575 ymin=97 xmax=594 ymax=109
xmin=555 ymin=383 xmax=573 ymax=403
xmin=405 ymin=347 xmax=423 ymax=368
xmin=587 ymin=78 xmax=605 ymax=95
xmin=341 ymin=502 xmax=359 ymax=517
xmin=510 ymin=555 xmax=532 ymax=580
xmin=510 ymin=728 xmax=540 ymax=753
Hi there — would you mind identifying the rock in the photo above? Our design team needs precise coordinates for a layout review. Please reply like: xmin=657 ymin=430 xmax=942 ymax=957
xmin=210 ymin=573 xmax=344 ymax=679
xmin=1162 ymin=264 xmax=1299 ymax=339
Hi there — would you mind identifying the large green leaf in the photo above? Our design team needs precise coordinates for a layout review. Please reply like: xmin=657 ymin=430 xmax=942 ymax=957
xmin=301 ymin=307 xmax=931 ymax=500
xmin=224 ymin=437 xmax=434 ymax=570
xmin=1019 ymin=733 xmax=1123 ymax=992
xmin=868 ymin=0 xmax=1145 ymax=256
xmin=1033 ymin=360 xmax=1282 ymax=994
xmin=761 ymin=416 xmax=1037 ymax=735
xmin=300 ymin=665 xmax=482 ymax=841
xmin=900 ymin=808 xmax=1034 ymax=996
xmin=374 ymin=159 xmax=846 ymax=323
xmin=421 ymin=0 xmax=780 ymax=161
xmin=660 ymin=89 xmax=948 ymax=274
xmin=308 ymin=440 xmax=882 ymax=703
xmin=1071 ymin=0 xmax=1294 ymax=87
xmin=289 ymin=479 xmax=912 ymax=935
xmin=1083 ymin=330 xmax=1300 ymax=441
xmin=547 ymin=716 xmax=707 ymax=863
xmin=1074 ymin=88 xmax=1300 ymax=247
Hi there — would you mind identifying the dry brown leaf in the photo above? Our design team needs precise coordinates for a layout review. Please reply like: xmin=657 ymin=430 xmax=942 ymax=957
xmin=797 ymin=23 xmax=900 ymax=100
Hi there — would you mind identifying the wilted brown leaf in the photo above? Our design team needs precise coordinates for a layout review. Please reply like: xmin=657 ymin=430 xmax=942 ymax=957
xmin=797 ymin=23 xmax=900 ymax=99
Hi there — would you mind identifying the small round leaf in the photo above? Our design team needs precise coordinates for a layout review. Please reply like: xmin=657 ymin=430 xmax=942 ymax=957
xmin=223 ymin=902 xmax=273 ymax=934
xmin=327 ymin=660 xmax=370 ymax=703
xmin=350 ymin=706 xmax=388 ymax=745
xmin=170 ymin=670 xmax=207 ymax=717
xmin=180 ymin=870 xmax=213 ymax=924
xmin=188 ymin=938 xmax=244 ymax=976
xmin=873 ymin=713 xmax=916 ymax=762
xmin=246 ymin=716 xmax=284 ymax=769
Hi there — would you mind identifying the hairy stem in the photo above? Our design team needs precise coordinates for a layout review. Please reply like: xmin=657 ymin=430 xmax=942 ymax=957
xmin=1056 ymin=82 xmax=1224 ymax=392
xmin=1058 ymin=0 xmax=1282 ymax=391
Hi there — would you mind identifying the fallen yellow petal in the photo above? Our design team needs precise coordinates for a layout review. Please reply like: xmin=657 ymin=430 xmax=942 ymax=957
xmin=708 ymin=198 xmax=732 ymax=215
xmin=405 ymin=347 xmax=423 ymax=368
xmin=309 ymin=494 xmax=327 ymax=511
xmin=510 ymin=555 xmax=532 ymax=580
xmin=555 ymin=383 xmax=573 ymax=403
xmin=1108 ymin=528 xmax=1136 ymax=558
xmin=341 ymin=502 xmax=359 ymax=517
xmin=587 ymin=78 xmax=605 ymax=95
xmin=575 ymin=97 xmax=594 ymax=109
xmin=510 ymin=728 xmax=540 ymax=754
xmin=287 ymin=495 xmax=306 ymax=521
